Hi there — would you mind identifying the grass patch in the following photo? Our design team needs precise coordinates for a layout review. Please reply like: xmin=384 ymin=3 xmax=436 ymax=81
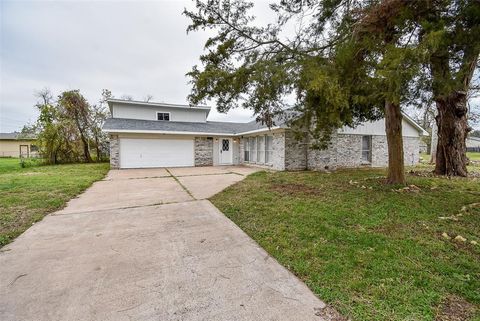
xmin=420 ymin=152 xmax=480 ymax=162
xmin=0 ymin=157 xmax=26 ymax=173
xmin=0 ymin=159 xmax=109 ymax=246
xmin=468 ymin=152 xmax=480 ymax=162
xmin=211 ymin=167 xmax=480 ymax=321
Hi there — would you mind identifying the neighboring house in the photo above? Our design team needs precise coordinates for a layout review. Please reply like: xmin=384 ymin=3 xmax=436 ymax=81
xmin=102 ymin=99 xmax=428 ymax=170
xmin=419 ymin=141 xmax=428 ymax=154
xmin=0 ymin=132 xmax=38 ymax=158
xmin=467 ymin=136 xmax=480 ymax=152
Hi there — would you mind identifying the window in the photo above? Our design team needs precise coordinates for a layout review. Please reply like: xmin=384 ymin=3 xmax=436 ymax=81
xmin=157 ymin=112 xmax=170 ymax=121
xmin=249 ymin=137 xmax=257 ymax=162
xmin=244 ymin=139 xmax=250 ymax=162
xmin=222 ymin=138 xmax=230 ymax=151
xmin=30 ymin=144 xmax=39 ymax=152
xmin=265 ymin=136 xmax=273 ymax=164
xmin=257 ymin=136 xmax=265 ymax=163
xmin=361 ymin=136 xmax=372 ymax=163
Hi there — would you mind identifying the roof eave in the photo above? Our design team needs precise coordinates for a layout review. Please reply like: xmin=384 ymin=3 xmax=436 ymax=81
xmin=401 ymin=112 xmax=429 ymax=136
xmin=103 ymin=128 xmax=236 ymax=136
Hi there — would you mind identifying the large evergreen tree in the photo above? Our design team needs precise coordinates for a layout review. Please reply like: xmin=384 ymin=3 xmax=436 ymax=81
xmin=185 ymin=0 xmax=423 ymax=184
xmin=349 ymin=0 xmax=424 ymax=184
xmin=418 ymin=0 xmax=480 ymax=176
xmin=185 ymin=0 xmax=478 ymax=180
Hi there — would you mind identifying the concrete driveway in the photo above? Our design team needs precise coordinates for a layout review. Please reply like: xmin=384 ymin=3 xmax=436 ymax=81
xmin=0 ymin=166 xmax=332 ymax=321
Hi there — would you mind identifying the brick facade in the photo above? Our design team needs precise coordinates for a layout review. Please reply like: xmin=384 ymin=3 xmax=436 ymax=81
xmin=403 ymin=137 xmax=420 ymax=166
xmin=272 ymin=133 xmax=286 ymax=170
xmin=239 ymin=132 xmax=286 ymax=170
xmin=108 ymin=131 xmax=419 ymax=171
xmin=109 ymin=134 xmax=120 ymax=169
xmin=194 ymin=137 xmax=213 ymax=166
xmin=284 ymin=131 xmax=307 ymax=170
xmin=239 ymin=130 xmax=420 ymax=171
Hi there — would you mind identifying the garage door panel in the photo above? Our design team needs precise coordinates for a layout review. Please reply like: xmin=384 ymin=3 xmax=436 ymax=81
xmin=120 ymin=138 xmax=194 ymax=168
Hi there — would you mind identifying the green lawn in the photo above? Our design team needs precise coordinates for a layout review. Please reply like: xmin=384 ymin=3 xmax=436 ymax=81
xmin=211 ymin=168 xmax=480 ymax=321
xmin=0 ymin=158 xmax=109 ymax=246
xmin=420 ymin=152 xmax=480 ymax=162
xmin=0 ymin=157 xmax=24 ymax=173
xmin=468 ymin=152 xmax=480 ymax=161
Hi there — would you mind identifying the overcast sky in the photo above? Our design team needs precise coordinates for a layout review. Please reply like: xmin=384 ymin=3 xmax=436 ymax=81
xmin=1 ymin=1 xmax=478 ymax=133
xmin=0 ymin=0 xmax=264 ymax=133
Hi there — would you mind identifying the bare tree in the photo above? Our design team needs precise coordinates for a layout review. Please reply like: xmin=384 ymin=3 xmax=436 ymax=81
xmin=90 ymin=89 xmax=111 ymax=160
xmin=58 ymin=90 xmax=93 ymax=162
xmin=120 ymin=95 xmax=133 ymax=101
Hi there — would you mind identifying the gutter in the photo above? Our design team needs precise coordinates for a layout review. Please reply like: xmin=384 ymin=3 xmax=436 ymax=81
xmin=103 ymin=126 xmax=282 ymax=137
xmin=103 ymin=129 xmax=236 ymax=136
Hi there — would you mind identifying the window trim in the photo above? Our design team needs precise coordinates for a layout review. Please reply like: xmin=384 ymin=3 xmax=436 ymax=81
xmin=361 ymin=135 xmax=372 ymax=163
xmin=244 ymin=138 xmax=250 ymax=162
xmin=265 ymin=135 xmax=273 ymax=164
xmin=156 ymin=112 xmax=171 ymax=121
xmin=243 ymin=135 xmax=273 ymax=166
xmin=249 ymin=137 xmax=257 ymax=162
xmin=257 ymin=136 xmax=265 ymax=164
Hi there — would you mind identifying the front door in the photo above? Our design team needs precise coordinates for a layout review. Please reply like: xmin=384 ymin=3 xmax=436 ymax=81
xmin=219 ymin=138 xmax=233 ymax=164
xmin=19 ymin=145 xmax=29 ymax=158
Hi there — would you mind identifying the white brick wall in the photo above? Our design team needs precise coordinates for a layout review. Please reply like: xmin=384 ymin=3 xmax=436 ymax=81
xmin=109 ymin=134 xmax=120 ymax=169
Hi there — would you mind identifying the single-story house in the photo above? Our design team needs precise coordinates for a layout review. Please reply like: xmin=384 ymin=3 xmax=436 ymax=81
xmin=0 ymin=132 xmax=38 ymax=158
xmin=419 ymin=141 xmax=428 ymax=154
xmin=467 ymin=136 xmax=480 ymax=152
xmin=102 ymin=99 xmax=428 ymax=170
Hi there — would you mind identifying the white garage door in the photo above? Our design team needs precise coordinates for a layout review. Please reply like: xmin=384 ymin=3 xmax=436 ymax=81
xmin=120 ymin=138 xmax=194 ymax=168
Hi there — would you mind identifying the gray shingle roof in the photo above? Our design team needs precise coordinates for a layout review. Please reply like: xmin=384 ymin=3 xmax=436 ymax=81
xmin=0 ymin=133 xmax=19 ymax=140
xmin=102 ymin=118 xmax=287 ymax=135
xmin=0 ymin=132 xmax=36 ymax=140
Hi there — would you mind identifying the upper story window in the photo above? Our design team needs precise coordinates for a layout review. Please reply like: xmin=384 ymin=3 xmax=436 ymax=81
xmin=157 ymin=112 xmax=170 ymax=121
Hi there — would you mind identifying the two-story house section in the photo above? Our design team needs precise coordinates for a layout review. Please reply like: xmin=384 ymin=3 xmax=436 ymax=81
xmin=102 ymin=99 xmax=428 ymax=170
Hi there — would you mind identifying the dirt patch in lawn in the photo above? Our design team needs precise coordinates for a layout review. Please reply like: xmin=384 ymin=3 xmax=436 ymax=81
xmin=314 ymin=305 xmax=349 ymax=321
xmin=270 ymin=183 xmax=323 ymax=197
xmin=434 ymin=295 xmax=476 ymax=321
xmin=0 ymin=206 xmax=29 ymax=233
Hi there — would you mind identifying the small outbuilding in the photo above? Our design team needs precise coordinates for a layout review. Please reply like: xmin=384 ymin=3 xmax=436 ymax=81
xmin=0 ymin=132 xmax=38 ymax=158
xmin=467 ymin=136 xmax=480 ymax=152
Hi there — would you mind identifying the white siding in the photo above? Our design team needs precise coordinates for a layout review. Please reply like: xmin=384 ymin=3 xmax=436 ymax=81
xmin=112 ymin=102 xmax=208 ymax=123
xmin=338 ymin=118 xmax=420 ymax=137
xmin=467 ymin=138 xmax=480 ymax=148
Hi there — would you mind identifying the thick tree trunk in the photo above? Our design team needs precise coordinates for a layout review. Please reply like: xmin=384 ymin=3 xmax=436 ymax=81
xmin=73 ymin=115 xmax=92 ymax=163
xmin=95 ymin=136 xmax=101 ymax=162
xmin=79 ymin=132 xmax=92 ymax=163
xmin=385 ymin=100 xmax=406 ymax=185
xmin=434 ymin=92 xmax=469 ymax=176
